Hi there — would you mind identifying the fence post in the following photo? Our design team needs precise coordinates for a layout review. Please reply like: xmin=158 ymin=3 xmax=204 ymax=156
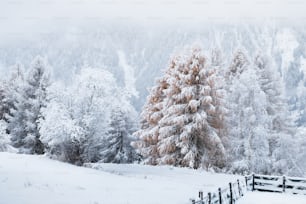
xmin=199 ymin=191 xmax=203 ymax=200
xmin=245 ymin=176 xmax=248 ymax=190
xmin=229 ymin=182 xmax=233 ymax=204
xmin=208 ymin=192 xmax=211 ymax=204
xmin=218 ymin=187 xmax=222 ymax=204
xmin=283 ymin=176 xmax=286 ymax=193
xmin=252 ymin=174 xmax=255 ymax=191
xmin=237 ymin=179 xmax=241 ymax=196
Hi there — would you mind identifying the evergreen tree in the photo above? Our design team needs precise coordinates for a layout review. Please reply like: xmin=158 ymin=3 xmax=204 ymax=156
xmin=225 ymin=51 xmax=271 ymax=174
xmin=9 ymin=56 xmax=51 ymax=154
xmin=254 ymin=54 xmax=298 ymax=175
xmin=0 ymin=119 xmax=16 ymax=152
xmin=135 ymin=47 xmax=226 ymax=169
xmin=0 ymin=63 xmax=24 ymax=123
xmin=100 ymin=107 xmax=138 ymax=163
xmin=132 ymin=77 xmax=169 ymax=165
xmin=0 ymin=81 xmax=6 ymax=121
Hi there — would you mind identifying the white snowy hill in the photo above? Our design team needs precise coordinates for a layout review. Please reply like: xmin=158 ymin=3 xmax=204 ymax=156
xmin=0 ymin=152 xmax=238 ymax=204
xmin=1 ymin=152 xmax=306 ymax=204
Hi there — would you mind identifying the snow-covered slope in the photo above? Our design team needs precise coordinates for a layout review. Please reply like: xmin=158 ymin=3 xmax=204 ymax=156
xmin=0 ymin=152 xmax=239 ymax=204
xmin=238 ymin=192 xmax=306 ymax=204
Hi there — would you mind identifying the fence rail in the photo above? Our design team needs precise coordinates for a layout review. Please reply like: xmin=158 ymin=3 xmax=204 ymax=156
xmin=246 ymin=174 xmax=306 ymax=195
xmin=191 ymin=174 xmax=306 ymax=204
xmin=191 ymin=178 xmax=247 ymax=204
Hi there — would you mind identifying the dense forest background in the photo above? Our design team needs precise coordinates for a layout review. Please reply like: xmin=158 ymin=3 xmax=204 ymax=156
xmin=1 ymin=22 xmax=306 ymax=176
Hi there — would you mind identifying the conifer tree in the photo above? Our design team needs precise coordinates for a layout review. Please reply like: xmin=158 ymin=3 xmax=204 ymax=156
xmin=135 ymin=47 xmax=226 ymax=169
xmin=0 ymin=63 xmax=24 ymax=123
xmin=0 ymin=82 xmax=6 ymax=121
xmin=254 ymin=54 xmax=297 ymax=175
xmin=225 ymin=51 xmax=271 ymax=174
xmin=132 ymin=77 xmax=168 ymax=165
xmin=100 ymin=107 xmax=138 ymax=163
xmin=0 ymin=120 xmax=14 ymax=152
xmin=9 ymin=56 xmax=51 ymax=154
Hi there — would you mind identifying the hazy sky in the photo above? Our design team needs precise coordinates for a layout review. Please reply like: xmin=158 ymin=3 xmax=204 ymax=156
xmin=0 ymin=0 xmax=305 ymax=29
xmin=0 ymin=0 xmax=305 ymax=45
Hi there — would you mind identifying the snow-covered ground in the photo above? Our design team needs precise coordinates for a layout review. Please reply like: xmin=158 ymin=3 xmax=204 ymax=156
xmin=0 ymin=152 xmax=239 ymax=204
xmin=1 ymin=152 xmax=305 ymax=204
xmin=238 ymin=192 xmax=306 ymax=204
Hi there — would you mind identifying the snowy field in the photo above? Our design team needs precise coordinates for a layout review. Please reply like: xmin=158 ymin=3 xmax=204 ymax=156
xmin=0 ymin=152 xmax=239 ymax=204
xmin=1 ymin=152 xmax=306 ymax=204
xmin=238 ymin=192 xmax=306 ymax=204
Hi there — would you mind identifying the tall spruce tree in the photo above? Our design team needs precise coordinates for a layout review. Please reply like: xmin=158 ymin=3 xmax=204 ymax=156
xmin=9 ymin=56 xmax=51 ymax=154
xmin=0 ymin=63 xmax=24 ymax=123
xmin=100 ymin=107 xmax=138 ymax=163
xmin=254 ymin=54 xmax=298 ymax=175
xmin=225 ymin=51 xmax=271 ymax=174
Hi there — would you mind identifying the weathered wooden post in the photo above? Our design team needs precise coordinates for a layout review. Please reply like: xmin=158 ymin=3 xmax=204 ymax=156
xmin=245 ymin=176 xmax=248 ymax=190
xmin=237 ymin=179 xmax=241 ymax=196
xmin=252 ymin=174 xmax=255 ymax=191
xmin=229 ymin=182 xmax=233 ymax=204
xmin=208 ymin=192 xmax=211 ymax=204
xmin=283 ymin=176 xmax=286 ymax=193
xmin=218 ymin=188 xmax=222 ymax=204
xmin=199 ymin=191 xmax=203 ymax=201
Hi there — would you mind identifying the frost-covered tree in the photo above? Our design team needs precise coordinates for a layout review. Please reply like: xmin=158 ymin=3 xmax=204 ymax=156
xmin=0 ymin=120 xmax=15 ymax=152
xmin=71 ymin=68 xmax=119 ymax=163
xmin=254 ymin=54 xmax=298 ymax=175
xmin=9 ymin=56 xmax=50 ymax=154
xmin=227 ymin=50 xmax=249 ymax=80
xmin=100 ymin=106 xmax=138 ymax=163
xmin=40 ymin=67 xmax=138 ymax=164
xmin=132 ymin=77 xmax=169 ymax=165
xmin=39 ymin=83 xmax=85 ymax=164
xmin=225 ymin=51 xmax=271 ymax=174
xmin=0 ymin=82 xmax=6 ymax=121
xmin=0 ymin=63 xmax=24 ymax=123
xmin=135 ymin=47 xmax=226 ymax=169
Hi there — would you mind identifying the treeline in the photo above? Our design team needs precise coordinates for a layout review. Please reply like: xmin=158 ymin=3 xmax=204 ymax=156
xmin=133 ymin=47 xmax=304 ymax=176
xmin=0 ymin=56 xmax=139 ymax=165
xmin=0 ymin=46 xmax=305 ymax=176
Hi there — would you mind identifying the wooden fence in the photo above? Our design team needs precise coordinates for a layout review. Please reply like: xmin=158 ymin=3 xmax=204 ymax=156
xmin=191 ymin=174 xmax=306 ymax=204
xmin=246 ymin=174 xmax=306 ymax=195
xmin=190 ymin=178 xmax=247 ymax=204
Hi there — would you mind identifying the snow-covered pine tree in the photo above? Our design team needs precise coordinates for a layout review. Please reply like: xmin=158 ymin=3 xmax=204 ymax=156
xmin=100 ymin=106 xmax=138 ymax=163
xmin=254 ymin=54 xmax=298 ymax=175
xmin=136 ymin=47 xmax=226 ymax=169
xmin=0 ymin=120 xmax=10 ymax=151
xmin=227 ymin=50 xmax=249 ymax=81
xmin=225 ymin=51 xmax=272 ymax=174
xmin=0 ymin=120 xmax=16 ymax=152
xmin=9 ymin=56 xmax=51 ymax=154
xmin=0 ymin=81 xmax=6 ymax=121
xmin=0 ymin=63 xmax=24 ymax=123
xmin=132 ymin=76 xmax=169 ymax=165
xmin=209 ymin=48 xmax=226 ymax=140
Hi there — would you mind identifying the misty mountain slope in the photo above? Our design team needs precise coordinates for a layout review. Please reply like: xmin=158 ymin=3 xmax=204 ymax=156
xmin=1 ymin=24 xmax=306 ymax=119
